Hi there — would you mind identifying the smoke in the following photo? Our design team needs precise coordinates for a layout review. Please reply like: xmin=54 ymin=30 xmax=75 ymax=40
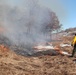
xmin=0 ymin=0 xmax=52 ymax=55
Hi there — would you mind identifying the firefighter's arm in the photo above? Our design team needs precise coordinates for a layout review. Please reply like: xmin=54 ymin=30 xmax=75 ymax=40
xmin=71 ymin=41 xmax=75 ymax=46
xmin=71 ymin=37 xmax=75 ymax=46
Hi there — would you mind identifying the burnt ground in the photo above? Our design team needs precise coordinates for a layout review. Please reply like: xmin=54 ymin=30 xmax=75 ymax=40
xmin=0 ymin=45 xmax=76 ymax=75
xmin=0 ymin=30 xmax=76 ymax=75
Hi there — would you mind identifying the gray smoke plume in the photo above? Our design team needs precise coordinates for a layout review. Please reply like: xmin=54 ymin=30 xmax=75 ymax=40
xmin=0 ymin=0 xmax=52 ymax=55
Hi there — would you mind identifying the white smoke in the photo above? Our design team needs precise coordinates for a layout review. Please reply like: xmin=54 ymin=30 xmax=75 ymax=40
xmin=0 ymin=0 xmax=52 ymax=55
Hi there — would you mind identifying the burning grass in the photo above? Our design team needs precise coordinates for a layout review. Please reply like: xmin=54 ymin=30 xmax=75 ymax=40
xmin=0 ymin=27 xmax=75 ymax=75
xmin=0 ymin=43 xmax=76 ymax=75
xmin=33 ymin=43 xmax=71 ymax=56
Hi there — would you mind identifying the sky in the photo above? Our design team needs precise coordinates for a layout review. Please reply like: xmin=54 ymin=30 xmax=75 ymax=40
xmin=38 ymin=0 xmax=76 ymax=29
xmin=61 ymin=0 xmax=76 ymax=29
xmin=1 ymin=0 xmax=76 ymax=30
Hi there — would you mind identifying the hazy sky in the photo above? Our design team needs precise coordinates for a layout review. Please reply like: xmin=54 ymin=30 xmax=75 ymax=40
xmin=39 ymin=0 xmax=76 ymax=29
xmin=0 ymin=0 xmax=76 ymax=29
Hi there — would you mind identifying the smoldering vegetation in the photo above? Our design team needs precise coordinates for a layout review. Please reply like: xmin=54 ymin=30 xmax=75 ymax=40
xmin=0 ymin=0 xmax=58 ymax=56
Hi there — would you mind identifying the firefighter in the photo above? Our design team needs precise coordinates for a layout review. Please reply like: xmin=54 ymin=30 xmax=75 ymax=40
xmin=71 ymin=33 xmax=76 ymax=57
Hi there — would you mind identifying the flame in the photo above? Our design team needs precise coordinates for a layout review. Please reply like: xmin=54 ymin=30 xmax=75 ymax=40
xmin=0 ymin=45 xmax=9 ymax=52
xmin=33 ymin=44 xmax=71 ymax=56
xmin=34 ymin=45 xmax=54 ymax=50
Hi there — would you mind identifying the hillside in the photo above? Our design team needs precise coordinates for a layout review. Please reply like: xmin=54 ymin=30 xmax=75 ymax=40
xmin=0 ymin=27 xmax=76 ymax=75
xmin=0 ymin=45 xmax=76 ymax=75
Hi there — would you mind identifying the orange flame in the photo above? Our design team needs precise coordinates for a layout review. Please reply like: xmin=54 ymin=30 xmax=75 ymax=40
xmin=33 ymin=44 xmax=71 ymax=56
xmin=0 ymin=45 xmax=9 ymax=52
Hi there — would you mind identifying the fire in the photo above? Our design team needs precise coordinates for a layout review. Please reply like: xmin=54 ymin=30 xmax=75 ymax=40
xmin=33 ymin=43 xmax=71 ymax=56
xmin=0 ymin=44 xmax=10 ymax=57
xmin=34 ymin=45 xmax=54 ymax=50
xmin=0 ymin=45 xmax=9 ymax=52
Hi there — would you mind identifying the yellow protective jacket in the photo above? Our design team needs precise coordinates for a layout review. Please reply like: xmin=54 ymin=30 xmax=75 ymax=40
xmin=72 ymin=36 xmax=76 ymax=46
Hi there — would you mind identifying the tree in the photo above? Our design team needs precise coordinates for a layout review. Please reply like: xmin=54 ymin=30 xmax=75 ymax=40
xmin=46 ymin=11 xmax=62 ymax=33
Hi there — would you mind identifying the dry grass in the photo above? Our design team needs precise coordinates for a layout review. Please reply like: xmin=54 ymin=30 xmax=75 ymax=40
xmin=0 ymin=32 xmax=76 ymax=75
xmin=0 ymin=44 xmax=76 ymax=75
